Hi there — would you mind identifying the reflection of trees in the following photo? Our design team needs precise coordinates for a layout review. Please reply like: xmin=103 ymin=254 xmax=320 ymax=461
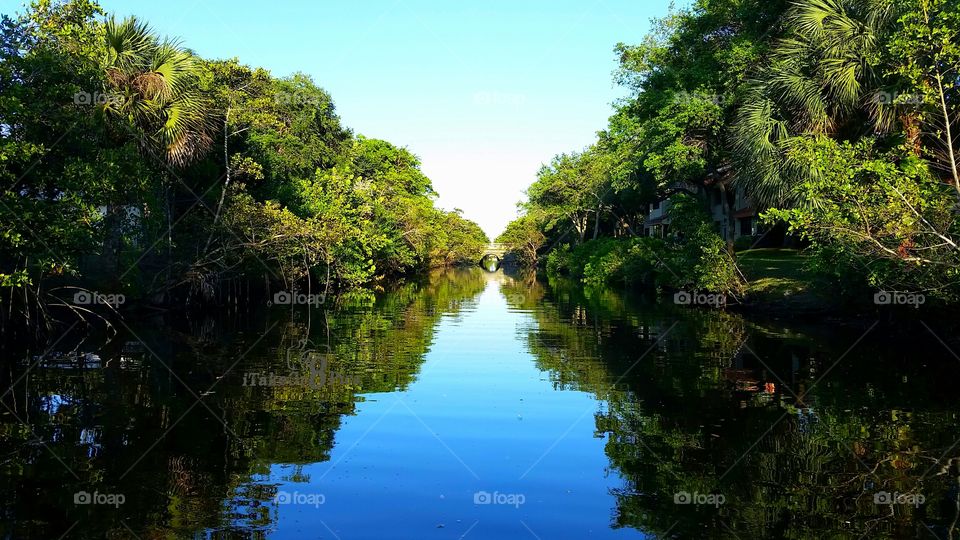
xmin=519 ymin=278 xmax=960 ymax=539
xmin=0 ymin=268 xmax=487 ymax=538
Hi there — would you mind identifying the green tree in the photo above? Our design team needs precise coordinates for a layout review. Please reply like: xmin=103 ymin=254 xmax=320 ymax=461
xmin=99 ymin=16 xmax=213 ymax=165
xmin=497 ymin=212 xmax=546 ymax=266
xmin=731 ymin=0 xmax=907 ymax=208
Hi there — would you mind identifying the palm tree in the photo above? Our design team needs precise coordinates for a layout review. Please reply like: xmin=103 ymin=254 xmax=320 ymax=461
xmin=730 ymin=0 xmax=904 ymax=209
xmin=97 ymin=17 xmax=214 ymax=279
xmin=100 ymin=16 xmax=213 ymax=166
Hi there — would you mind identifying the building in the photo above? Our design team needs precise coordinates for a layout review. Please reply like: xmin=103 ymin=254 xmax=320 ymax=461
xmin=643 ymin=180 xmax=759 ymax=242
xmin=643 ymin=198 xmax=671 ymax=238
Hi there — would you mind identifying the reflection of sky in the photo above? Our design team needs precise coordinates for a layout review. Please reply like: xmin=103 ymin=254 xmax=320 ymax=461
xmin=79 ymin=428 xmax=102 ymax=457
xmin=40 ymin=395 xmax=103 ymax=456
xmin=40 ymin=394 xmax=69 ymax=415
xmin=261 ymin=278 xmax=642 ymax=539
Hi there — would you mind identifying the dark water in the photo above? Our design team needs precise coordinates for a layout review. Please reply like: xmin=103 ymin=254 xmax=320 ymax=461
xmin=2 ymin=268 xmax=960 ymax=539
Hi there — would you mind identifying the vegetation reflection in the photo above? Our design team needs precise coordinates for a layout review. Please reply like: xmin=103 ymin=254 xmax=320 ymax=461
xmin=507 ymin=276 xmax=960 ymax=539
xmin=0 ymin=268 xmax=487 ymax=538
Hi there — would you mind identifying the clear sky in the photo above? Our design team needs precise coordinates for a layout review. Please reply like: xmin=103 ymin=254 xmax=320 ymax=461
xmin=89 ymin=0 xmax=662 ymax=238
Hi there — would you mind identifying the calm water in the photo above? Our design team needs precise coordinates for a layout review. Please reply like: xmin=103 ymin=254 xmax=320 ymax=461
xmin=3 ymin=268 xmax=960 ymax=539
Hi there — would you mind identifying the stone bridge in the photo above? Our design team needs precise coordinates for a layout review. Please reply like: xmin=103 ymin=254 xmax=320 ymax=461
xmin=481 ymin=243 xmax=508 ymax=260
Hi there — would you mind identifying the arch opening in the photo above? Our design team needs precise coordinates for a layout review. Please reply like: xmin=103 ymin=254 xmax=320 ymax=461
xmin=480 ymin=254 xmax=501 ymax=272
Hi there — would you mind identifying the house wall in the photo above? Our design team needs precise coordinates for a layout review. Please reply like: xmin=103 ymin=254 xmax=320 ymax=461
xmin=643 ymin=183 xmax=758 ymax=242
xmin=643 ymin=199 xmax=672 ymax=238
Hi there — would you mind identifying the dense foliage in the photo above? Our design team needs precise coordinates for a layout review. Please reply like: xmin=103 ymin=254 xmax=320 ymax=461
xmin=0 ymin=1 xmax=488 ymax=330
xmin=545 ymin=194 xmax=740 ymax=293
xmin=503 ymin=0 xmax=960 ymax=304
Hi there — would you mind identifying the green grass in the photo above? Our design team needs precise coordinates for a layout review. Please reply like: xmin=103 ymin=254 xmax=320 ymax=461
xmin=737 ymin=248 xmax=808 ymax=281
xmin=736 ymin=249 xmax=833 ymax=313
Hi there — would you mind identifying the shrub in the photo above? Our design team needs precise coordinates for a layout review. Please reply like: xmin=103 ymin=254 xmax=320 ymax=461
xmin=661 ymin=194 xmax=742 ymax=294
xmin=544 ymin=195 xmax=741 ymax=295
xmin=582 ymin=238 xmax=662 ymax=288
xmin=765 ymin=138 xmax=960 ymax=303
xmin=546 ymin=245 xmax=573 ymax=276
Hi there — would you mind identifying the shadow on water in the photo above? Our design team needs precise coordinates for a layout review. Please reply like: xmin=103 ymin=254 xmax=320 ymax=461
xmin=0 ymin=268 xmax=489 ymax=539
xmin=2 ymin=268 xmax=960 ymax=538
xmin=504 ymin=275 xmax=960 ymax=539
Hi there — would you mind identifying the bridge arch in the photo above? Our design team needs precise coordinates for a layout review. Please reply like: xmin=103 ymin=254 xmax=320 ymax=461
xmin=479 ymin=243 xmax=507 ymax=270
xmin=481 ymin=243 xmax=507 ymax=260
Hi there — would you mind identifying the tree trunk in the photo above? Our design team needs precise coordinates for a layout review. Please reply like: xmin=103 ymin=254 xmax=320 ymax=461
xmin=934 ymin=71 xmax=960 ymax=201
xmin=592 ymin=204 xmax=601 ymax=240
xmin=719 ymin=185 xmax=735 ymax=251
xmin=576 ymin=215 xmax=587 ymax=244
xmin=205 ymin=110 xmax=233 ymax=255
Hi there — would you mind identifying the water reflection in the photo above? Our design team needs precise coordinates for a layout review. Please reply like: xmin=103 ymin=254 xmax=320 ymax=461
xmin=0 ymin=269 xmax=489 ymax=538
xmin=1 ymin=268 xmax=959 ymax=539
xmin=517 ymin=278 xmax=960 ymax=539
xmin=480 ymin=255 xmax=501 ymax=272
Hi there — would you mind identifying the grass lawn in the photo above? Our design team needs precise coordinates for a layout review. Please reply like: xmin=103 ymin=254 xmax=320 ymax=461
xmin=737 ymin=248 xmax=808 ymax=280
xmin=736 ymin=248 xmax=833 ymax=312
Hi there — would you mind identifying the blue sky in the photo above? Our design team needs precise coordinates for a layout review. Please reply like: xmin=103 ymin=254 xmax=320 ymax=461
xmin=89 ymin=0 xmax=665 ymax=237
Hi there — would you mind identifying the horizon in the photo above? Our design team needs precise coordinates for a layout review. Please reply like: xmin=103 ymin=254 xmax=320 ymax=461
xmin=80 ymin=0 xmax=663 ymax=238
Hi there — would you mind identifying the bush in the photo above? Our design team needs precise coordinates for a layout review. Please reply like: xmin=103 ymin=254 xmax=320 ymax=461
xmin=661 ymin=194 xmax=742 ymax=294
xmin=547 ymin=240 xmax=616 ymax=280
xmin=546 ymin=237 xmax=666 ymax=288
xmin=765 ymin=138 xmax=960 ymax=303
xmin=546 ymin=245 xmax=573 ymax=276
xmin=582 ymin=238 xmax=663 ymax=288
xmin=663 ymin=224 xmax=740 ymax=292
xmin=544 ymin=194 xmax=741 ymax=295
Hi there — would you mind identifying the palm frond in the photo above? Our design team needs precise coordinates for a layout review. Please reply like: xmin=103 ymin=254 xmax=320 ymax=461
xmin=730 ymin=0 xmax=908 ymax=210
xmin=101 ymin=17 xmax=214 ymax=166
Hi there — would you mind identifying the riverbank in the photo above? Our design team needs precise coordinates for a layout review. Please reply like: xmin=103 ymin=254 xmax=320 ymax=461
xmin=735 ymin=249 xmax=839 ymax=316
xmin=533 ymin=239 xmax=944 ymax=319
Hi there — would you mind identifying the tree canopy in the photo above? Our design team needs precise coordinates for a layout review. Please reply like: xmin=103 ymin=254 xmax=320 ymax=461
xmin=503 ymin=0 xmax=960 ymax=304
xmin=0 ymin=0 xmax=489 ymax=333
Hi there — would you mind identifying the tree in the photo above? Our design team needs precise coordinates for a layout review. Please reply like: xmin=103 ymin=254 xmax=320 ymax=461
xmin=731 ymin=0 xmax=907 ymax=209
xmin=497 ymin=212 xmax=546 ymax=266
xmin=889 ymin=0 xmax=960 ymax=199
xmin=99 ymin=16 xmax=213 ymax=165
xmin=1 ymin=0 xmax=489 ymax=334
xmin=765 ymin=138 xmax=960 ymax=300
xmin=527 ymin=149 xmax=612 ymax=244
